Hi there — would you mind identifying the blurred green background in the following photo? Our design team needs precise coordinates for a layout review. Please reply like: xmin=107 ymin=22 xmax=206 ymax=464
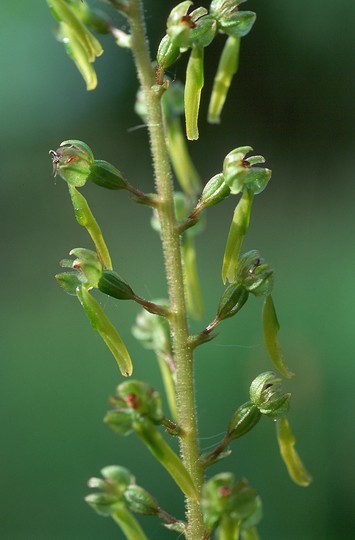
xmin=1 ymin=1 xmax=354 ymax=539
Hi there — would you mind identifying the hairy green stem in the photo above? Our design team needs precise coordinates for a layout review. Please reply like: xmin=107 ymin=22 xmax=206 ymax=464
xmin=127 ymin=1 xmax=205 ymax=538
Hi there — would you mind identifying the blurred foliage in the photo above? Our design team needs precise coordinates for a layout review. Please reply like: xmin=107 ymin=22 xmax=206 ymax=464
xmin=1 ymin=0 xmax=354 ymax=539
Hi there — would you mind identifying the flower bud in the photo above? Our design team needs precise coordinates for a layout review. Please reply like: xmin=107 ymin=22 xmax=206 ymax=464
xmin=124 ymin=485 xmax=160 ymax=515
xmin=227 ymin=401 xmax=261 ymax=440
xmin=218 ymin=11 xmax=256 ymax=39
xmin=197 ymin=173 xmax=231 ymax=211
xmin=88 ymin=160 xmax=128 ymax=190
xmin=156 ymin=34 xmax=181 ymax=69
xmin=237 ymin=250 xmax=274 ymax=296
xmin=189 ymin=15 xmax=217 ymax=48
xmin=216 ymin=282 xmax=249 ymax=321
xmin=249 ymin=371 xmax=291 ymax=418
xmin=98 ymin=270 xmax=135 ymax=300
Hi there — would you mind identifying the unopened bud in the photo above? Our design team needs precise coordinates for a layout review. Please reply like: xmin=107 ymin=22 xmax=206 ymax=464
xmin=88 ymin=160 xmax=128 ymax=190
xmin=227 ymin=401 xmax=261 ymax=440
xmin=124 ymin=485 xmax=160 ymax=515
xmin=98 ymin=270 xmax=135 ymax=300
xmin=157 ymin=34 xmax=181 ymax=68
xmin=197 ymin=173 xmax=231 ymax=211
xmin=216 ymin=282 xmax=249 ymax=321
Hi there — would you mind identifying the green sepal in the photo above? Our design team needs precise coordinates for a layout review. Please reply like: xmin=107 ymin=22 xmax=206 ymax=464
xmin=55 ymin=271 xmax=82 ymax=295
xmin=104 ymin=408 xmax=135 ymax=436
xmin=85 ymin=493 xmax=121 ymax=516
xmin=276 ymin=417 xmax=312 ymax=487
xmin=89 ymin=160 xmax=128 ymax=190
xmin=208 ymin=36 xmax=240 ymax=124
xmin=76 ymin=285 xmax=133 ymax=376
xmin=222 ymin=188 xmax=254 ymax=284
xmin=68 ymin=185 xmax=112 ymax=269
xmin=100 ymin=465 xmax=134 ymax=488
xmin=262 ymin=295 xmax=294 ymax=378
xmin=60 ymin=139 xmax=94 ymax=160
xmin=98 ymin=270 xmax=135 ymax=301
xmin=185 ymin=45 xmax=204 ymax=140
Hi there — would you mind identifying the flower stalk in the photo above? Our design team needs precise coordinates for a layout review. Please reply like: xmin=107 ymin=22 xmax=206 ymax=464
xmin=127 ymin=1 xmax=205 ymax=537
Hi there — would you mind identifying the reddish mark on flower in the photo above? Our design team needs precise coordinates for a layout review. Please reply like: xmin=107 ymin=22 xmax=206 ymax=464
xmin=181 ymin=15 xmax=196 ymax=28
xmin=218 ymin=485 xmax=231 ymax=498
xmin=242 ymin=159 xmax=251 ymax=168
xmin=124 ymin=393 xmax=139 ymax=409
xmin=65 ymin=155 xmax=79 ymax=165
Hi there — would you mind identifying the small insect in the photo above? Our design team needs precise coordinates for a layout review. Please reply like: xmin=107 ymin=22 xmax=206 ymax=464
xmin=49 ymin=149 xmax=60 ymax=177
xmin=49 ymin=146 xmax=79 ymax=177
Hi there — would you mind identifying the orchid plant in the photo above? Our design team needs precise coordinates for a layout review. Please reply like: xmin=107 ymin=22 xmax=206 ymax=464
xmin=46 ymin=1 xmax=311 ymax=539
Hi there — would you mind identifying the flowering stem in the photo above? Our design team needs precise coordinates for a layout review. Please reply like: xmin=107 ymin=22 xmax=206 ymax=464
xmin=127 ymin=1 xmax=205 ymax=538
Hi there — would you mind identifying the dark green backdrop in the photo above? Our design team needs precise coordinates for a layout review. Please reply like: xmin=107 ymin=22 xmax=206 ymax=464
xmin=1 ymin=1 xmax=354 ymax=539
